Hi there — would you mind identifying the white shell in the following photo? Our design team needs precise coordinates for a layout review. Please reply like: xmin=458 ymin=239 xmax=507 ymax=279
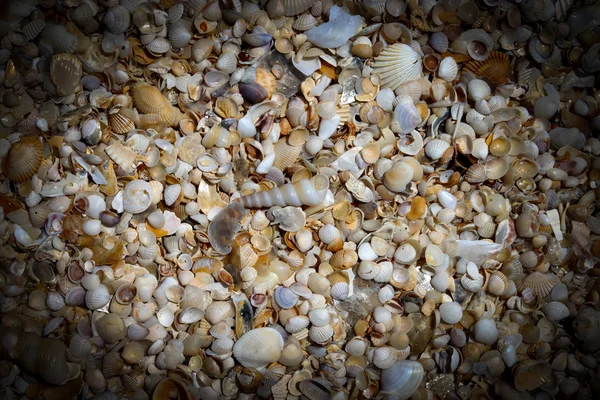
xmin=134 ymin=273 xmax=158 ymax=303
xmin=381 ymin=361 xmax=424 ymax=397
xmin=308 ymin=308 xmax=330 ymax=327
xmin=473 ymin=319 xmax=498 ymax=345
xmin=392 ymin=96 xmax=422 ymax=134
xmin=128 ymin=322 xmax=150 ymax=340
xmin=438 ymin=57 xmax=459 ymax=82
xmin=331 ymin=282 xmax=349 ymax=300
xmin=233 ymin=328 xmax=284 ymax=369
xmin=309 ymin=324 xmax=334 ymax=343
xmin=164 ymin=184 xmax=181 ymax=206
xmin=425 ymin=139 xmax=451 ymax=160
xmin=241 ymin=175 xmax=329 ymax=208
xmin=85 ymin=285 xmax=110 ymax=310
xmin=373 ymin=346 xmax=397 ymax=369
xmin=123 ymin=180 xmax=153 ymax=214
xmin=439 ymin=302 xmax=463 ymax=325
xmin=468 ymin=79 xmax=492 ymax=102
xmin=82 ymin=219 xmax=102 ymax=236
xmin=205 ymin=301 xmax=234 ymax=324
xmin=372 ymin=43 xmax=423 ymax=90
xmin=285 ymin=315 xmax=310 ymax=333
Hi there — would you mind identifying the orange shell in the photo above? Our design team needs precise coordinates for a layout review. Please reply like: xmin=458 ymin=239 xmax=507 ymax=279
xmin=3 ymin=136 xmax=43 ymax=183
xmin=463 ymin=51 xmax=510 ymax=85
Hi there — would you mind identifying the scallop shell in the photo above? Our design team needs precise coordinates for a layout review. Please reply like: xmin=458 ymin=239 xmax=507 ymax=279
xmin=372 ymin=44 xmax=423 ymax=90
xmin=40 ymin=24 xmax=79 ymax=54
xmin=293 ymin=13 xmax=317 ymax=31
xmin=108 ymin=112 xmax=135 ymax=134
xmin=519 ymin=272 xmax=560 ymax=299
xmin=169 ymin=22 xmax=193 ymax=48
xmin=233 ymin=328 xmax=284 ymax=369
xmin=3 ymin=136 xmax=43 ymax=183
xmin=463 ymin=51 xmax=510 ymax=85
xmin=308 ymin=324 xmax=334 ymax=343
xmin=50 ymin=54 xmax=82 ymax=97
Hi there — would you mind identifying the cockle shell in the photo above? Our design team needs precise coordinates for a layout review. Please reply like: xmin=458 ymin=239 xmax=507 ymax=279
xmin=438 ymin=57 xmax=459 ymax=82
xmin=233 ymin=328 xmax=284 ymax=369
xmin=104 ymin=6 xmax=130 ymax=34
xmin=3 ymin=136 xmax=43 ymax=183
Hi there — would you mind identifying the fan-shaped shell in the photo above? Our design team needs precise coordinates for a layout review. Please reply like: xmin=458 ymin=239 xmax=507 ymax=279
xmin=233 ymin=328 xmax=284 ymax=369
xmin=544 ymin=301 xmax=570 ymax=321
xmin=380 ymin=361 xmax=424 ymax=398
xmin=104 ymin=6 xmax=130 ymax=34
xmin=50 ymin=53 xmax=82 ymax=96
xmin=519 ymin=272 xmax=560 ymax=298
xmin=372 ymin=43 xmax=423 ymax=90
xmin=487 ymin=271 xmax=509 ymax=296
xmin=463 ymin=51 xmax=510 ymax=85
xmin=3 ymin=136 xmax=43 ymax=183
xmin=438 ymin=57 xmax=459 ymax=82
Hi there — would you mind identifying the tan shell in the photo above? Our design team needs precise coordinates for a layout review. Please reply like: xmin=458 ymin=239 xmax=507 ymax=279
xmin=3 ymin=136 xmax=44 ymax=183
xmin=519 ymin=272 xmax=560 ymax=299
xmin=50 ymin=53 xmax=82 ymax=96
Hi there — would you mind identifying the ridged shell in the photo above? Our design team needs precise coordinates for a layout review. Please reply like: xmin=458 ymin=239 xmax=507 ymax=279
xmin=429 ymin=32 xmax=449 ymax=53
xmin=50 ymin=54 xmax=82 ymax=97
xmin=41 ymin=24 xmax=78 ymax=54
xmin=233 ymin=328 xmax=284 ymax=369
xmin=438 ymin=57 xmax=459 ymax=82
xmin=147 ymin=37 xmax=171 ymax=54
xmin=169 ymin=22 xmax=192 ymax=48
xmin=284 ymin=0 xmax=314 ymax=16
xmin=23 ymin=19 xmax=46 ymax=40
xmin=108 ymin=112 xmax=135 ymax=134
xmin=519 ymin=272 xmax=560 ymax=299
xmin=463 ymin=51 xmax=510 ymax=85
xmin=372 ymin=44 xmax=423 ymax=90
xmin=3 ymin=136 xmax=43 ymax=183
xmin=544 ymin=301 xmax=570 ymax=321
xmin=293 ymin=13 xmax=317 ymax=31
xmin=308 ymin=324 xmax=334 ymax=343
xmin=104 ymin=6 xmax=130 ymax=34
xmin=274 ymin=286 xmax=299 ymax=309
xmin=425 ymin=139 xmax=451 ymax=160
xmin=487 ymin=271 xmax=509 ymax=296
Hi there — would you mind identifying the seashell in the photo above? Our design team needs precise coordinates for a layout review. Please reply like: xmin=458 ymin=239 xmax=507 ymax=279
xmin=519 ymin=272 xmax=559 ymax=298
xmin=425 ymin=138 xmax=451 ymax=160
xmin=23 ymin=19 xmax=46 ymax=40
xmin=285 ymin=316 xmax=310 ymax=333
xmin=293 ymin=13 xmax=317 ymax=31
xmin=487 ymin=271 xmax=509 ymax=297
xmin=233 ymin=328 xmax=284 ymax=369
xmin=128 ymin=322 xmax=149 ymax=340
xmin=123 ymin=179 xmax=153 ymax=214
xmin=274 ymin=287 xmax=299 ymax=309
xmin=205 ymin=301 xmax=234 ymax=325
xmin=147 ymin=37 xmax=171 ymax=54
xmin=383 ymin=161 xmax=413 ymax=192
xmin=372 ymin=43 xmax=423 ymax=90
xmin=463 ymin=51 xmax=510 ymax=85
xmin=50 ymin=53 xmax=82 ymax=97
xmin=69 ymin=334 xmax=92 ymax=359
xmin=392 ymin=97 xmax=422 ymax=133
xmin=95 ymin=313 xmax=125 ymax=344
xmin=438 ymin=57 xmax=459 ymax=82
xmin=467 ymin=79 xmax=491 ymax=102
xmin=169 ymin=22 xmax=192 ymax=48
xmin=241 ymin=175 xmax=329 ymax=208
xmin=308 ymin=324 xmax=334 ymax=344
xmin=131 ymin=83 xmax=180 ymax=127
xmin=331 ymin=282 xmax=349 ymax=300
xmin=429 ymin=32 xmax=449 ymax=54
xmin=544 ymin=301 xmax=570 ymax=321
xmin=216 ymin=52 xmax=238 ymax=75
xmin=104 ymin=6 xmax=131 ymax=34
xmin=454 ymin=29 xmax=494 ymax=61
xmin=381 ymin=361 xmax=424 ymax=398
xmin=85 ymin=285 xmax=111 ymax=310
xmin=164 ymin=184 xmax=181 ymax=207
xmin=474 ymin=319 xmax=498 ymax=345
xmin=439 ymin=302 xmax=463 ymax=325
xmin=3 ymin=136 xmax=43 ymax=183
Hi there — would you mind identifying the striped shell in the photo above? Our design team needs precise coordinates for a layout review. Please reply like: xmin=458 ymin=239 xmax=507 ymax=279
xmin=23 ymin=19 xmax=46 ymax=40
xmin=372 ymin=44 xmax=423 ymax=90
xmin=104 ymin=6 xmax=130 ymax=34
xmin=463 ymin=51 xmax=511 ymax=85
xmin=3 ymin=136 xmax=43 ymax=183
xmin=519 ymin=272 xmax=560 ymax=299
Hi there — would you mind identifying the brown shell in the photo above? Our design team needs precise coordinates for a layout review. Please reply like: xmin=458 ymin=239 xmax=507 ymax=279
xmin=108 ymin=111 xmax=135 ymax=134
xmin=132 ymin=82 xmax=170 ymax=115
xmin=3 ymin=136 xmax=43 ymax=183
xmin=463 ymin=51 xmax=510 ymax=85
xmin=50 ymin=53 xmax=83 ymax=96
xmin=519 ymin=272 xmax=560 ymax=299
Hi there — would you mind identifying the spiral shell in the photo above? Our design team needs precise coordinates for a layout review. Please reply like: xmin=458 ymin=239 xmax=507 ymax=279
xmin=241 ymin=175 xmax=329 ymax=208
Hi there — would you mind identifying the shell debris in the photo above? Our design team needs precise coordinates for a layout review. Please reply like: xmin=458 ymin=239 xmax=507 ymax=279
xmin=1 ymin=1 xmax=600 ymax=399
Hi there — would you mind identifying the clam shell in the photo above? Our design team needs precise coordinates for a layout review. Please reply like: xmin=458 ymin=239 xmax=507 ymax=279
xmin=381 ymin=361 xmax=424 ymax=398
xmin=293 ymin=13 xmax=317 ymax=31
xmin=104 ymin=6 xmax=130 ymax=34
xmin=233 ymin=328 xmax=284 ymax=369
xmin=3 ymin=136 xmax=43 ymax=183
xmin=308 ymin=324 xmax=334 ymax=343
xmin=425 ymin=139 xmax=451 ymax=160
xmin=544 ymin=301 xmax=570 ymax=321
xmin=438 ymin=57 xmax=459 ymax=82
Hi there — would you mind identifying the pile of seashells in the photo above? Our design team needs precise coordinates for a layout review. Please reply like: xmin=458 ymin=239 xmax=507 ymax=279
xmin=3 ymin=0 xmax=600 ymax=398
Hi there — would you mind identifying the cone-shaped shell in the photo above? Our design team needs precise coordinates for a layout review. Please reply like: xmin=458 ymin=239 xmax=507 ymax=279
xmin=233 ymin=328 xmax=284 ymax=369
xmin=372 ymin=43 xmax=423 ymax=90
xmin=3 ymin=136 xmax=43 ymax=183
